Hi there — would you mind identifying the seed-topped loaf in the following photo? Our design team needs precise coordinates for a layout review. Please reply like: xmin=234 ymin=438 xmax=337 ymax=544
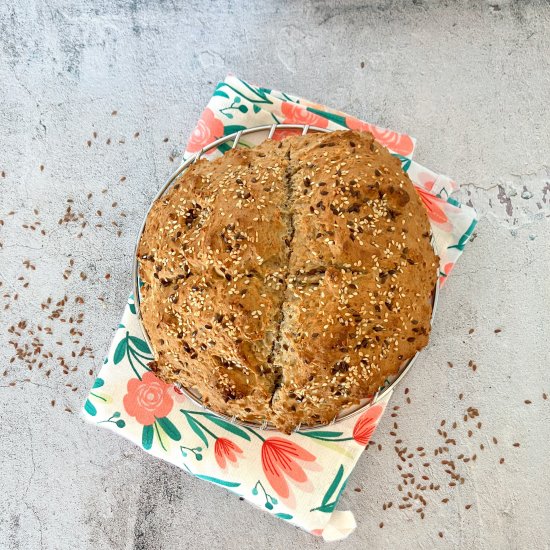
xmin=137 ymin=130 xmax=438 ymax=432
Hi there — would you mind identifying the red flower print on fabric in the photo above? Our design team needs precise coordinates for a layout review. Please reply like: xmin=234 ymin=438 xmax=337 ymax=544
xmin=214 ymin=438 xmax=243 ymax=469
xmin=281 ymin=102 xmax=329 ymax=128
xmin=123 ymin=371 xmax=174 ymax=426
xmin=187 ymin=108 xmax=225 ymax=153
xmin=414 ymin=185 xmax=449 ymax=225
xmin=272 ymin=127 xmax=303 ymax=141
xmin=345 ymin=117 xmax=414 ymax=157
xmin=261 ymin=437 xmax=316 ymax=499
xmin=352 ymin=404 xmax=385 ymax=446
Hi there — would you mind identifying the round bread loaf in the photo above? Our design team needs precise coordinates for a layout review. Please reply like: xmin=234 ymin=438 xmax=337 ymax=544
xmin=137 ymin=130 xmax=438 ymax=432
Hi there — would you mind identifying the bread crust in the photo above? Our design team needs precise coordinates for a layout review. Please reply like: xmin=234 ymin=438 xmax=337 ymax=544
xmin=137 ymin=130 xmax=438 ymax=432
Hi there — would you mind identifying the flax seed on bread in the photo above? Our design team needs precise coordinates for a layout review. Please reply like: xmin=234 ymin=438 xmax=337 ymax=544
xmin=137 ymin=130 xmax=438 ymax=432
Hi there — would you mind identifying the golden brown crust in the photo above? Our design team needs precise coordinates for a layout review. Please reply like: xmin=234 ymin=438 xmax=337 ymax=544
xmin=137 ymin=130 xmax=438 ymax=432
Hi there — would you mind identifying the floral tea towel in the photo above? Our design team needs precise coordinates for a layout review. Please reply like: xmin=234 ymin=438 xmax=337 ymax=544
xmin=82 ymin=76 xmax=478 ymax=541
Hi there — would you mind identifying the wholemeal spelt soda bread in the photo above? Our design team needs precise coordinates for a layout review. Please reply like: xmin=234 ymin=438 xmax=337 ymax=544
xmin=137 ymin=130 xmax=438 ymax=432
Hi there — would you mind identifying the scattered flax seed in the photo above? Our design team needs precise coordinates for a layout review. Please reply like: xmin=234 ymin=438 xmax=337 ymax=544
xmin=459 ymin=393 xmax=463 ymax=400
xmin=439 ymin=532 xmax=444 ymax=538
xmin=406 ymin=397 xmax=411 ymax=404
xmin=51 ymin=400 xmax=55 ymax=407
xmin=468 ymin=328 xmax=474 ymax=334
xmin=354 ymin=487 xmax=361 ymax=492
xmin=112 ymin=110 xmax=118 ymax=115
xmin=499 ymin=458 xmax=505 ymax=464
xmin=105 ymin=273 xmax=111 ymax=280
xmin=134 ymin=132 xmax=140 ymax=138
xmin=513 ymin=443 xmax=520 ymax=447
xmin=524 ymin=400 xmax=532 ymax=404
xmin=87 ymin=140 xmax=92 ymax=147
xmin=493 ymin=437 xmax=498 ymax=444
xmin=120 ymin=176 xmax=126 ymax=182
xmin=494 ymin=328 xmax=502 ymax=333
xmin=404 ymin=388 xmax=409 ymax=394
xmin=163 ymin=137 xmax=169 ymax=142
xmin=93 ymin=131 xmax=98 ymax=138
xmin=543 ymin=393 xmax=548 ymax=400
xmin=465 ymin=504 xmax=472 ymax=510
xmin=379 ymin=522 xmax=384 ymax=528
xmin=447 ymin=361 xmax=453 ymax=368
xmin=39 ymin=164 xmax=44 ymax=172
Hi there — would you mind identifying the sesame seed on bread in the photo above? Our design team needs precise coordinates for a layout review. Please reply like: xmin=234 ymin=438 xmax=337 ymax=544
xmin=137 ymin=130 xmax=438 ymax=432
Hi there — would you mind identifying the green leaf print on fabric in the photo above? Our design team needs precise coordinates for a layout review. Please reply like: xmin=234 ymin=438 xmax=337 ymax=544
xmin=113 ymin=331 xmax=153 ymax=379
xmin=215 ymin=80 xmax=273 ymax=105
xmin=219 ymin=97 xmax=249 ymax=119
xmin=392 ymin=153 xmax=412 ymax=172
xmin=217 ymin=142 xmax=233 ymax=154
xmin=298 ymin=429 xmax=354 ymax=443
xmin=113 ymin=338 xmax=127 ymax=365
xmin=98 ymin=411 xmax=126 ymax=429
xmin=84 ymin=399 xmax=97 ymax=416
xmin=182 ymin=411 xmax=210 ymax=448
xmin=180 ymin=445 xmax=203 ymax=461
xmin=223 ymin=124 xmax=247 ymax=136
xmin=305 ymin=107 xmax=347 ymax=127
xmin=128 ymin=293 xmax=136 ymax=315
xmin=299 ymin=430 xmax=344 ymax=440
xmin=322 ymin=464 xmax=344 ymax=507
xmin=142 ymin=424 xmax=154 ymax=450
xmin=448 ymin=218 xmax=477 ymax=251
xmin=275 ymin=513 xmax=293 ymax=520
xmin=193 ymin=474 xmax=241 ymax=488
xmin=129 ymin=335 xmax=151 ymax=355
xmin=213 ymin=89 xmax=230 ymax=99
xmin=310 ymin=465 xmax=348 ymax=513
xmin=203 ymin=413 xmax=251 ymax=441
xmin=85 ymin=377 xmax=107 ymax=416
xmin=156 ymin=416 xmax=181 ymax=441
xmin=252 ymin=480 xmax=278 ymax=510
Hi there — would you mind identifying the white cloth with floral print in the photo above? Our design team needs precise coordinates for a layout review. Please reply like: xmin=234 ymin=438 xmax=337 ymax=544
xmin=82 ymin=76 xmax=478 ymax=541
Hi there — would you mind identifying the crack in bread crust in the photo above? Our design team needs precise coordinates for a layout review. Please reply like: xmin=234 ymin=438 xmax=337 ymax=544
xmin=266 ymin=149 xmax=295 ymax=405
xmin=137 ymin=130 xmax=439 ymax=433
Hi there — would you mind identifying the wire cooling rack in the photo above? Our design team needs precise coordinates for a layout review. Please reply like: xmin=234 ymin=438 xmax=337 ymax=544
xmin=133 ymin=123 xmax=440 ymax=432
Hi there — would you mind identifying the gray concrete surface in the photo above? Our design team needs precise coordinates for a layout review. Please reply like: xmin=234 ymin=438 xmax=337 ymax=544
xmin=1 ymin=1 xmax=549 ymax=549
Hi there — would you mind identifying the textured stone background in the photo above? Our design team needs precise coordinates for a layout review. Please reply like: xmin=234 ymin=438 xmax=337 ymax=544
xmin=1 ymin=1 xmax=549 ymax=549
